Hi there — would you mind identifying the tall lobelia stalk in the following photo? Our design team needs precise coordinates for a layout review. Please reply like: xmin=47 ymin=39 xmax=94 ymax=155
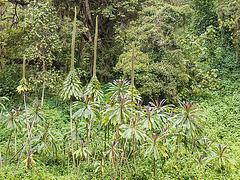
xmin=84 ymin=15 xmax=103 ymax=164
xmin=131 ymin=42 xmax=135 ymax=90
xmin=129 ymin=42 xmax=139 ymax=175
xmin=85 ymin=15 xmax=103 ymax=102
xmin=60 ymin=7 xmax=82 ymax=172
xmin=93 ymin=15 xmax=98 ymax=79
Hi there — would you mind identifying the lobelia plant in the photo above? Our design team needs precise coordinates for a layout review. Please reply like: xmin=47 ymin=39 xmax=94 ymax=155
xmin=73 ymin=94 xmax=101 ymax=164
xmin=141 ymin=131 xmax=168 ymax=177
xmin=207 ymin=144 xmax=237 ymax=171
xmin=60 ymin=6 xmax=82 ymax=172
xmin=174 ymin=101 xmax=206 ymax=155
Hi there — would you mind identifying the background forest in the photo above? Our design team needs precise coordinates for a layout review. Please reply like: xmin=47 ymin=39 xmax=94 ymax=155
xmin=0 ymin=0 xmax=240 ymax=179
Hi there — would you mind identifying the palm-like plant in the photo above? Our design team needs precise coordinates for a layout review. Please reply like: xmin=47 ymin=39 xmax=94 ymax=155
xmin=207 ymin=144 xmax=237 ymax=171
xmin=75 ymin=140 xmax=91 ymax=179
xmin=141 ymin=131 xmax=168 ymax=177
xmin=106 ymin=79 xmax=130 ymax=101
xmin=32 ymin=123 xmax=52 ymax=165
xmin=120 ymin=117 xmax=146 ymax=175
xmin=1 ymin=107 xmax=22 ymax=163
xmin=73 ymin=94 xmax=101 ymax=164
xmin=149 ymin=98 xmax=174 ymax=126
xmin=103 ymin=96 xmax=132 ymax=126
xmin=175 ymin=101 xmax=205 ymax=137
xmin=142 ymin=105 xmax=161 ymax=131
xmin=174 ymin=101 xmax=206 ymax=154
xmin=28 ymin=103 xmax=45 ymax=125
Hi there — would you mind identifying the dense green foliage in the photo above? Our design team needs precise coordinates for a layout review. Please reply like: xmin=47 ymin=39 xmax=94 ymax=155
xmin=0 ymin=0 xmax=240 ymax=179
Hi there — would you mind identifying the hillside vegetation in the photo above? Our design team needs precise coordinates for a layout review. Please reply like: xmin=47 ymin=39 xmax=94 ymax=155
xmin=0 ymin=0 xmax=240 ymax=179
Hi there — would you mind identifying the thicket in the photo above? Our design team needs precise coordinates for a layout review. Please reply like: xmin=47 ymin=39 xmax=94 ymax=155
xmin=0 ymin=0 xmax=240 ymax=179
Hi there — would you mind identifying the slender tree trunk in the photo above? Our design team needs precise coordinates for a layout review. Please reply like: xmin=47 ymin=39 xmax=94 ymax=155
xmin=153 ymin=156 xmax=155 ymax=177
xmin=70 ymin=97 xmax=76 ymax=172
xmin=115 ymin=124 xmax=119 ymax=178
xmin=43 ymin=152 xmax=45 ymax=165
xmin=133 ymin=136 xmax=137 ymax=175
xmin=68 ymin=146 xmax=70 ymax=180
xmin=85 ymin=0 xmax=94 ymax=27
xmin=5 ymin=133 xmax=12 ymax=165
xmin=76 ymin=157 xmax=81 ymax=180
xmin=87 ymin=120 xmax=92 ymax=164
xmin=104 ymin=126 xmax=107 ymax=151
xmin=15 ymin=131 xmax=17 ymax=154
xmin=94 ymin=123 xmax=102 ymax=159
xmin=62 ymin=140 xmax=65 ymax=167
xmin=108 ymin=124 xmax=109 ymax=145
xmin=120 ymin=138 xmax=128 ymax=179
xmin=8 ymin=144 xmax=24 ymax=162
xmin=75 ymin=122 xmax=78 ymax=166
xmin=0 ymin=147 xmax=2 ymax=169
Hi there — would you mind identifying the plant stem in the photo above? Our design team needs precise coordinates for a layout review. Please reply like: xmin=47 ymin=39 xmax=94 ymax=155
xmin=13 ymin=121 xmax=35 ymax=178
xmin=87 ymin=120 xmax=92 ymax=164
xmin=5 ymin=133 xmax=12 ymax=166
xmin=94 ymin=123 xmax=102 ymax=159
xmin=70 ymin=97 xmax=76 ymax=172
xmin=153 ymin=156 xmax=155 ymax=177
xmin=0 ymin=147 xmax=2 ymax=169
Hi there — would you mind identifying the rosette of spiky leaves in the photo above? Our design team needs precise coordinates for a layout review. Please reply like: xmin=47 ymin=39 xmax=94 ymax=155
xmin=85 ymin=76 xmax=103 ymax=102
xmin=120 ymin=118 xmax=146 ymax=141
xmin=1 ymin=107 xmax=22 ymax=132
xmin=60 ymin=70 xmax=82 ymax=100
xmin=149 ymin=98 xmax=174 ymax=126
xmin=103 ymin=96 xmax=132 ymax=126
xmin=74 ymin=140 xmax=90 ymax=160
xmin=73 ymin=94 xmax=101 ymax=123
xmin=174 ymin=101 xmax=206 ymax=138
xmin=29 ymin=103 xmax=45 ymax=125
xmin=17 ymin=78 xmax=31 ymax=94
xmin=32 ymin=124 xmax=52 ymax=162
xmin=207 ymin=144 xmax=237 ymax=170
xmin=141 ymin=131 xmax=169 ymax=177
xmin=106 ymin=79 xmax=129 ymax=101
xmin=141 ymin=132 xmax=168 ymax=160
xmin=142 ymin=105 xmax=161 ymax=131
xmin=127 ymin=84 xmax=141 ymax=102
